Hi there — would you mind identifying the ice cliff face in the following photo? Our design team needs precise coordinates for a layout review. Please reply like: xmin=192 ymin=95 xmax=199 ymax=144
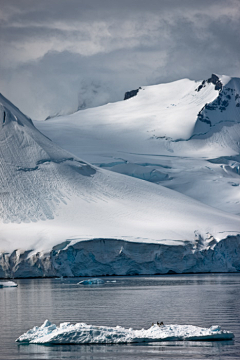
xmin=0 ymin=88 xmax=240 ymax=278
xmin=1 ymin=236 xmax=240 ymax=278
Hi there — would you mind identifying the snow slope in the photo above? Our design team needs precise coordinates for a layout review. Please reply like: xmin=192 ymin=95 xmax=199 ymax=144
xmin=0 ymin=92 xmax=240 ymax=277
xmin=35 ymin=74 xmax=240 ymax=215
xmin=16 ymin=320 xmax=234 ymax=344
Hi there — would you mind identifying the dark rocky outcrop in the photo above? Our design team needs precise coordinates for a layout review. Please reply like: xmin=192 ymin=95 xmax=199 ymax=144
xmin=196 ymin=74 xmax=223 ymax=92
xmin=207 ymin=74 xmax=223 ymax=91
xmin=124 ymin=87 xmax=141 ymax=100
xmin=196 ymin=80 xmax=207 ymax=92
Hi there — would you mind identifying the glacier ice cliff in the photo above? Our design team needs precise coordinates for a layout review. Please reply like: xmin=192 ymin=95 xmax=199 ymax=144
xmin=1 ymin=235 xmax=240 ymax=278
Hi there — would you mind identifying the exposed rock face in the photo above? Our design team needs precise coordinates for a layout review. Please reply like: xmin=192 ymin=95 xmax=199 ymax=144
xmin=1 ymin=236 xmax=240 ymax=278
xmin=196 ymin=79 xmax=207 ymax=92
xmin=196 ymin=74 xmax=223 ymax=92
xmin=192 ymin=77 xmax=240 ymax=137
xmin=207 ymin=74 xmax=223 ymax=91
xmin=124 ymin=88 xmax=141 ymax=100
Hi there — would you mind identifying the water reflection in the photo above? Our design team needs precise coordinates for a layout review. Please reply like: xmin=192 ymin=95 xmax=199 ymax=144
xmin=16 ymin=340 xmax=236 ymax=360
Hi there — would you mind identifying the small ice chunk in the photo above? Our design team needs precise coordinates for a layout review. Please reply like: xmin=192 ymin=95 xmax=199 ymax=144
xmin=78 ymin=278 xmax=104 ymax=285
xmin=210 ymin=325 xmax=221 ymax=332
xmin=0 ymin=281 xmax=18 ymax=287
xmin=16 ymin=321 xmax=234 ymax=344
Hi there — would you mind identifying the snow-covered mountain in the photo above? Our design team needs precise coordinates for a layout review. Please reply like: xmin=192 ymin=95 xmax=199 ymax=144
xmin=35 ymin=74 xmax=240 ymax=215
xmin=0 ymin=79 xmax=240 ymax=277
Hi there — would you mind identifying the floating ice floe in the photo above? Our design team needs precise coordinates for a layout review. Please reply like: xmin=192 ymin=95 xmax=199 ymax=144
xmin=0 ymin=281 xmax=18 ymax=288
xmin=16 ymin=320 xmax=234 ymax=344
xmin=78 ymin=278 xmax=105 ymax=285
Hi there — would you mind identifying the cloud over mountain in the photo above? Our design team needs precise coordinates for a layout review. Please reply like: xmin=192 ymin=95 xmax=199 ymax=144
xmin=0 ymin=0 xmax=240 ymax=119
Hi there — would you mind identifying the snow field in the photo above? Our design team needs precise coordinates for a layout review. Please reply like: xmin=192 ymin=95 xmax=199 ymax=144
xmin=35 ymin=75 xmax=240 ymax=215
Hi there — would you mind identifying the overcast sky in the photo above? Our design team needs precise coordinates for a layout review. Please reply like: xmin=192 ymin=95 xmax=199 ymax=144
xmin=1 ymin=0 xmax=240 ymax=119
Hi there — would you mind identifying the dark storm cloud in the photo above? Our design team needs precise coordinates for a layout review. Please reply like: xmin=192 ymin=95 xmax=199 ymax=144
xmin=0 ymin=0 xmax=240 ymax=119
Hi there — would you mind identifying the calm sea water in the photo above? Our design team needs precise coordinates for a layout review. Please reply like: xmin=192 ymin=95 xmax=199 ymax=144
xmin=0 ymin=274 xmax=240 ymax=360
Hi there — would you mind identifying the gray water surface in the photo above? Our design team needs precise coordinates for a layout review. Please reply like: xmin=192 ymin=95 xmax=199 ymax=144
xmin=0 ymin=274 xmax=240 ymax=359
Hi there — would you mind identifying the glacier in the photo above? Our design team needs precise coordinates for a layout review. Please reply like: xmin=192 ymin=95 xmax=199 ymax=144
xmin=35 ymin=74 xmax=240 ymax=215
xmin=16 ymin=320 xmax=234 ymax=344
xmin=0 ymin=75 xmax=240 ymax=278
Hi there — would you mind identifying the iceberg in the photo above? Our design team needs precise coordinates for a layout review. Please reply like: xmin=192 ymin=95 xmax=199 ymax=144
xmin=0 ymin=281 xmax=17 ymax=288
xmin=16 ymin=320 xmax=234 ymax=344
xmin=78 ymin=278 xmax=105 ymax=285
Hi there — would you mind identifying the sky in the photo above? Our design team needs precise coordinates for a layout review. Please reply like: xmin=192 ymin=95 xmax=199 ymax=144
xmin=0 ymin=0 xmax=240 ymax=119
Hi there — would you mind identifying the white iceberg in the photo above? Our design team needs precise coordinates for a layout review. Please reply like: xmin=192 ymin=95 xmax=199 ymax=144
xmin=0 ymin=281 xmax=18 ymax=288
xmin=16 ymin=320 xmax=234 ymax=344
xmin=78 ymin=278 xmax=104 ymax=285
